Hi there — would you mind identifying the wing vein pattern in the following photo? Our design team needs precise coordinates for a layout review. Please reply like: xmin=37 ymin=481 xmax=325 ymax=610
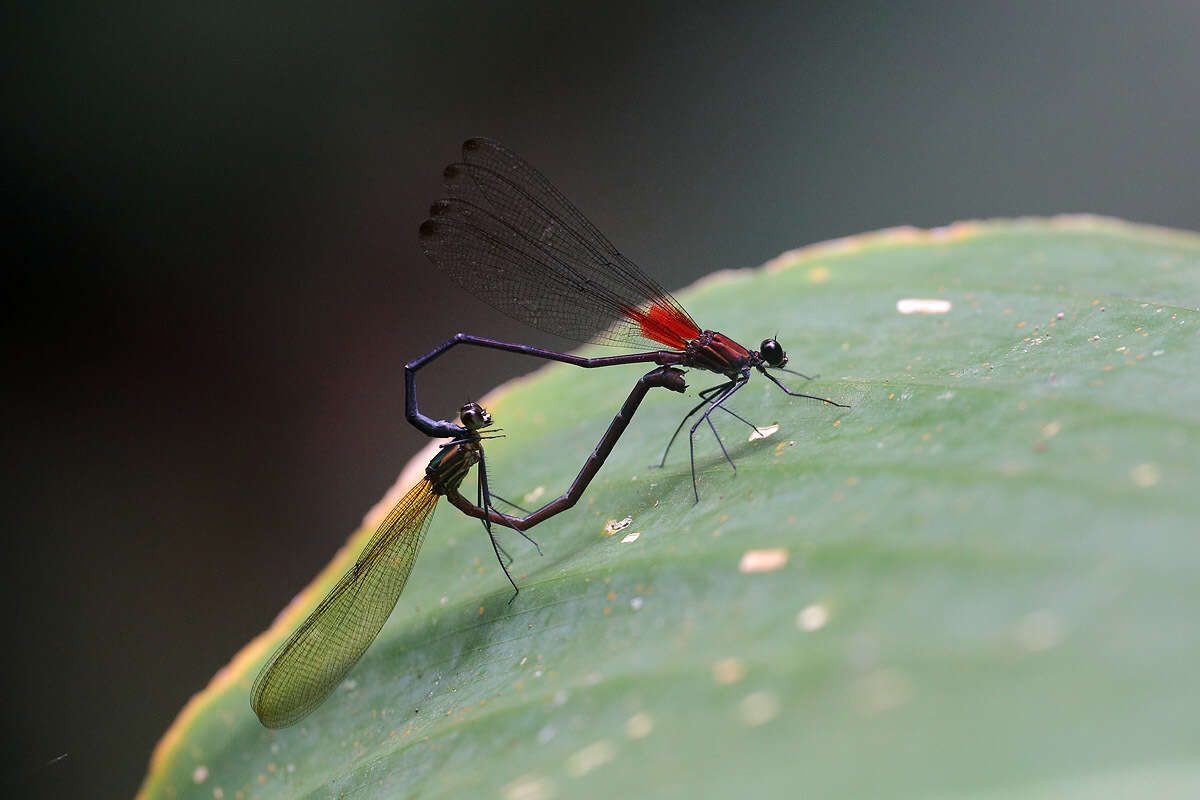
xmin=251 ymin=479 xmax=438 ymax=728
xmin=419 ymin=137 xmax=699 ymax=349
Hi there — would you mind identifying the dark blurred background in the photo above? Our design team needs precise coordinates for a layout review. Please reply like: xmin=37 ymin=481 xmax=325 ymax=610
xmin=4 ymin=1 xmax=1199 ymax=796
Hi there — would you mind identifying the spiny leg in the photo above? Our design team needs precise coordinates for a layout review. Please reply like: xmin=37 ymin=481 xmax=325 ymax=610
xmin=477 ymin=450 xmax=521 ymax=602
xmin=478 ymin=450 xmax=542 ymax=556
xmin=658 ymin=381 xmax=773 ymax=466
xmin=705 ymin=413 xmax=736 ymax=473
xmin=475 ymin=468 xmax=514 ymax=565
xmin=483 ymin=487 xmax=533 ymax=561
xmin=776 ymin=366 xmax=815 ymax=380
xmin=714 ymin=403 xmax=765 ymax=436
xmin=688 ymin=382 xmax=743 ymax=502
xmin=491 ymin=493 xmax=531 ymax=514
xmin=688 ymin=378 xmax=749 ymax=503
xmin=657 ymin=380 xmax=734 ymax=467
xmin=487 ymin=530 xmax=519 ymax=603
xmin=762 ymin=370 xmax=849 ymax=408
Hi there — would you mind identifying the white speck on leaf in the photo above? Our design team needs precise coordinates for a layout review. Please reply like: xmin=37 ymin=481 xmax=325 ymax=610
xmin=855 ymin=669 xmax=913 ymax=714
xmin=1130 ymin=463 xmax=1162 ymax=488
xmin=737 ymin=691 xmax=781 ymax=726
xmin=567 ymin=740 xmax=615 ymax=777
xmin=739 ymin=548 xmax=789 ymax=573
xmin=625 ymin=712 xmax=654 ymax=739
xmin=712 ymin=657 xmax=747 ymax=685
xmin=896 ymin=298 xmax=951 ymax=314
xmin=504 ymin=774 xmax=555 ymax=800
xmin=1014 ymin=610 xmax=1063 ymax=651
xmin=797 ymin=603 xmax=830 ymax=632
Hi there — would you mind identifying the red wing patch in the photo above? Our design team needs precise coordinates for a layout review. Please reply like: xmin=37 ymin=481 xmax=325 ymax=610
xmin=622 ymin=302 xmax=701 ymax=349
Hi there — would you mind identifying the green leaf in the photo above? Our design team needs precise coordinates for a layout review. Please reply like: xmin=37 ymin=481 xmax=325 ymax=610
xmin=140 ymin=217 xmax=1200 ymax=799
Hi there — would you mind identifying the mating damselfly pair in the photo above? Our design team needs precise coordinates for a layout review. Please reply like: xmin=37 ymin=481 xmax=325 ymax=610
xmin=252 ymin=139 xmax=845 ymax=727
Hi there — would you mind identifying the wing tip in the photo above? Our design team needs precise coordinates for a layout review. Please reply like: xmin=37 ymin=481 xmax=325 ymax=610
xmin=463 ymin=136 xmax=512 ymax=161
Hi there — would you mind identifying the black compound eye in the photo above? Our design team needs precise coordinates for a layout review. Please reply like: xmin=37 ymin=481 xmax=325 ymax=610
xmin=759 ymin=338 xmax=785 ymax=367
xmin=459 ymin=403 xmax=492 ymax=431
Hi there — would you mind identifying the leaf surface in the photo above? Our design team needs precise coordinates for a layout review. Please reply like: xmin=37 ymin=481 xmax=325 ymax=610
xmin=139 ymin=218 xmax=1200 ymax=800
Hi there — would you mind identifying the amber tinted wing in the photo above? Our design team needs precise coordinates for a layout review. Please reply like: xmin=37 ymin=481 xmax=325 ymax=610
xmin=250 ymin=479 xmax=438 ymax=728
xmin=419 ymin=137 xmax=698 ymax=348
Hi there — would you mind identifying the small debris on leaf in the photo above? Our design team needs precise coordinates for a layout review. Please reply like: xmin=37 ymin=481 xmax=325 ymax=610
xmin=748 ymin=423 xmax=780 ymax=441
xmin=604 ymin=516 xmax=633 ymax=535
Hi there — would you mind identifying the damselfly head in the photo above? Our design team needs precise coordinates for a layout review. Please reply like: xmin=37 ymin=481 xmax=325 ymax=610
xmin=459 ymin=402 xmax=493 ymax=431
xmin=759 ymin=338 xmax=787 ymax=368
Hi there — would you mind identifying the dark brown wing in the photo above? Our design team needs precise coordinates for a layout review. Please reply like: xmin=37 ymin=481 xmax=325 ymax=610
xmin=419 ymin=138 xmax=699 ymax=349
